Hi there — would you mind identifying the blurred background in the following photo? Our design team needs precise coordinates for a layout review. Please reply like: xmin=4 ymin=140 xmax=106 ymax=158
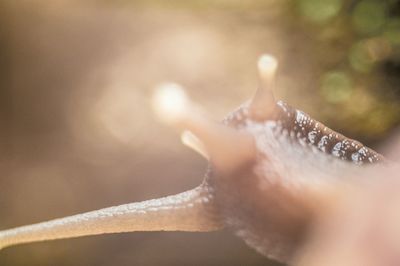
xmin=0 ymin=0 xmax=399 ymax=265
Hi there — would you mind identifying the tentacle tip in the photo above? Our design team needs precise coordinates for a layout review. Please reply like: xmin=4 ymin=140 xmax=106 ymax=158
xmin=181 ymin=130 xmax=209 ymax=159
xmin=152 ymin=82 xmax=189 ymax=124
xmin=258 ymin=54 xmax=278 ymax=79
xmin=250 ymin=54 xmax=278 ymax=120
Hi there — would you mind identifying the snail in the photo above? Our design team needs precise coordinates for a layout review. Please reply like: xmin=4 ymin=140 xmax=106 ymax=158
xmin=0 ymin=54 xmax=384 ymax=264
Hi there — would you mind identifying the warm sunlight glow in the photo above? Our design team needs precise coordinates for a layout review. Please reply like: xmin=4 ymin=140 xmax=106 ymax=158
xmin=152 ymin=83 xmax=189 ymax=123
xmin=258 ymin=54 xmax=278 ymax=79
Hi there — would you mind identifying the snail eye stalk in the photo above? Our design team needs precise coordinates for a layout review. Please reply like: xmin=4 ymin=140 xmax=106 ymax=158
xmin=250 ymin=54 xmax=278 ymax=120
xmin=152 ymin=83 xmax=256 ymax=174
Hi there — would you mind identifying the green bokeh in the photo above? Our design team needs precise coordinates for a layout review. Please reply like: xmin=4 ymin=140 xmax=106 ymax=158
xmin=383 ymin=18 xmax=400 ymax=45
xmin=349 ymin=41 xmax=375 ymax=73
xmin=321 ymin=71 xmax=353 ymax=103
xmin=352 ymin=0 xmax=387 ymax=34
xmin=298 ymin=0 xmax=342 ymax=23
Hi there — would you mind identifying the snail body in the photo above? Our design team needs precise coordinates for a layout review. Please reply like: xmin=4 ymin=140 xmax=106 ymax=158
xmin=0 ymin=55 xmax=384 ymax=264
xmin=209 ymin=98 xmax=382 ymax=262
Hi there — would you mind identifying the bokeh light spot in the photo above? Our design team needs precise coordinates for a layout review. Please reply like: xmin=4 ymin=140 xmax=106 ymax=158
xmin=152 ymin=83 xmax=189 ymax=124
xmin=349 ymin=41 xmax=374 ymax=73
xmin=365 ymin=37 xmax=392 ymax=62
xmin=298 ymin=0 xmax=343 ymax=23
xmin=94 ymin=85 xmax=148 ymax=146
xmin=321 ymin=71 xmax=353 ymax=103
xmin=352 ymin=0 xmax=386 ymax=35
xmin=384 ymin=19 xmax=400 ymax=45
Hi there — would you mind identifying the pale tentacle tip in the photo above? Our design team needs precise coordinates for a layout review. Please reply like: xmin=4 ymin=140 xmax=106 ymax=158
xmin=152 ymin=82 xmax=189 ymax=124
xmin=181 ymin=130 xmax=209 ymax=159
xmin=257 ymin=54 xmax=278 ymax=80
xmin=250 ymin=54 xmax=278 ymax=120
xmin=152 ymin=82 xmax=256 ymax=172
xmin=152 ymin=82 xmax=210 ymax=158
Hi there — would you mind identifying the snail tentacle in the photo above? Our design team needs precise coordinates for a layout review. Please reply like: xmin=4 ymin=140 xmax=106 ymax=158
xmin=0 ymin=185 xmax=222 ymax=250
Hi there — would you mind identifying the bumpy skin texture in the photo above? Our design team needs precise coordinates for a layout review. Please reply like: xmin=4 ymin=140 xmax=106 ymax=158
xmin=0 ymin=185 xmax=222 ymax=250
xmin=275 ymin=101 xmax=383 ymax=164
xmin=208 ymin=100 xmax=384 ymax=262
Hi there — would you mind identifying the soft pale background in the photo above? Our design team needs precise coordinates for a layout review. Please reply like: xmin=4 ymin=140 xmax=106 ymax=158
xmin=0 ymin=1 xmax=399 ymax=265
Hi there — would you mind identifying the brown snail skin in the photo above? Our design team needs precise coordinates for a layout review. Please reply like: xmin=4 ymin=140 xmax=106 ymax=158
xmin=0 ymin=54 xmax=384 ymax=264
